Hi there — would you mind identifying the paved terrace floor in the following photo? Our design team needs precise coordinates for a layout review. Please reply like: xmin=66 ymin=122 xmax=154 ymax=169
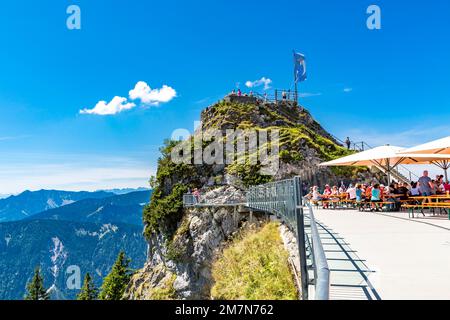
xmin=312 ymin=208 xmax=450 ymax=300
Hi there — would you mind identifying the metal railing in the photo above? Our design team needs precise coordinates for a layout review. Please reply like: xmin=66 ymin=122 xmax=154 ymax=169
xmin=304 ymin=202 xmax=330 ymax=300
xmin=183 ymin=194 xmax=197 ymax=206
xmin=252 ymin=89 xmax=298 ymax=104
xmin=246 ymin=176 xmax=330 ymax=300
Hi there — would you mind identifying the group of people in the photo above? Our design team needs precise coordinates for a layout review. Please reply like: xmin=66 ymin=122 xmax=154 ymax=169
xmin=230 ymin=89 xmax=256 ymax=98
xmin=306 ymin=170 xmax=450 ymax=211
xmin=229 ymin=89 xmax=291 ymax=102
xmin=416 ymin=170 xmax=449 ymax=196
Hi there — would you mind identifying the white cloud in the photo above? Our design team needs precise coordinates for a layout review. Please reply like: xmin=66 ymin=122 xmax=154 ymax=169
xmin=299 ymin=92 xmax=322 ymax=98
xmin=80 ymin=81 xmax=177 ymax=116
xmin=0 ymin=135 xmax=30 ymax=142
xmin=129 ymin=81 xmax=177 ymax=106
xmin=80 ymin=96 xmax=136 ymax=116
xmin=245 ymin=77 xmax=272 ymax=90
xmin=343 ymin=88 xmax=353 ymax=93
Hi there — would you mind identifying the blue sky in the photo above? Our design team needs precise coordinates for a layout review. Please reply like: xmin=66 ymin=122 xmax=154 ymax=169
xmin=0 ymin=0 xmax=449 ymax=193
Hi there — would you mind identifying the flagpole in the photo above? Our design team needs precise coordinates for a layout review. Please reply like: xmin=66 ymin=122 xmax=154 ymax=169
xmin=293 ymin=50 xmax=298 ymax=104
xmin=293 ymin=50 xmax=300 ymax=109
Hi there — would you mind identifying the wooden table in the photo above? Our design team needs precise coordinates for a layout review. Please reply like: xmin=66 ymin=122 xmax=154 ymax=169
xmin=402 ymin=195 xmax=450 ymax=219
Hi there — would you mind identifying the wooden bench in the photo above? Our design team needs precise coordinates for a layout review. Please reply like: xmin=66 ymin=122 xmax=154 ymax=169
xmin=402 ymin=203 xmax=450 ymax=219
xmin=358 ymin=201 xmax=396 ymax=212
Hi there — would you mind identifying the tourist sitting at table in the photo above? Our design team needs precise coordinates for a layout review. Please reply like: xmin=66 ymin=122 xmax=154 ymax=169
xmin=355 ymin=184 xmax=364 ymax=205
xmin=398 ymin=183 xmax=410 ymax=200
xmin=431 ymin=179 xmax=438 ymax=195
xmin=391 ymin=182 xmax=401 ymax=197
xmin=410 ymin=182 xmax=420 ymax=196
xmin=436 ymin=176 xmax=445 ymax=194
xmin=383 ymin=184 xmax=397 ymax=211
xmin=339 ymin=183 xmax=346 ymax=194
xmin=331 ymin=186 xmax=340 ymax=197
xmin=347 ymin=184 xmax=357 ymax=201
xmin=371 ymin=184 xmax=382 ymax=212
xmin=388 ymin=182 xmax=408 ymax=210
xmin=365 ymin=184 xmax=373 ymax=201
xmin=380 ymin=184 xmax=389 ymax=198
xmin=304 ymin=187 xmax=312 ymax=200
xmin=444 ymin=180 xmax=450 ymax=193
xmin=323 ymin=185 xmax=332 ymax=197
xmin=311 ymin=186 xmax=322 ymax=201
xmin=322 ymin=185 xmax=332 ymax=209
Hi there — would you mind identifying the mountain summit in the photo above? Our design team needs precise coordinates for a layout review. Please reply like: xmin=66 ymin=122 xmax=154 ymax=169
xmin=125 ymin=96 xmax=361 ymax=299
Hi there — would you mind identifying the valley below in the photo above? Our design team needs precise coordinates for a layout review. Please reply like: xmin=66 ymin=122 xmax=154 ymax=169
xmin=0 ymin=189 xmax=151 ymax=300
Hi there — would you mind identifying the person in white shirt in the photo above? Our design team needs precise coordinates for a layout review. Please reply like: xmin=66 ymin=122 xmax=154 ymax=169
xmin=410 ymin=182 xmax=420 ymax=196
xmin=312 ymin=186 xmax=322 ymax=201
xmin=347 ymin=184 xmax=357 ymax=200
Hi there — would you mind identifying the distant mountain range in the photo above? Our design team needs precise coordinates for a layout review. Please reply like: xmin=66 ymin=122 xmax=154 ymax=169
xmin=29 ymin=191 xmax=151 ymax=226
xmin=0 ymin=188 xmax=152 ymax=300
xmin=101 ymin=187 xmax=150 ymax=195
xmin=0 ymin=190 xmax=114 ymax=222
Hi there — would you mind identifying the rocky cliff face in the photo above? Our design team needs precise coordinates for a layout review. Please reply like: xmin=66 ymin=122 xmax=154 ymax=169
xmin=126 ymin=97 xmax=365 ymax=300
xmin=124 ymin=187 xmax=264 ymax=299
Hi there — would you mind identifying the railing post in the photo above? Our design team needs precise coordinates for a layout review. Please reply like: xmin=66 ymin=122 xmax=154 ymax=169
xmin=294 ymin=177 xmax=309 ymax=299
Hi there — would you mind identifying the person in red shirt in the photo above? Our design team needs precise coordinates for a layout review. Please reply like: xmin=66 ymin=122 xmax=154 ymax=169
xmin=444 ymin=181 xmax=450 ymax=193
xmin=365 ymin=185 xmax=372 ymax=200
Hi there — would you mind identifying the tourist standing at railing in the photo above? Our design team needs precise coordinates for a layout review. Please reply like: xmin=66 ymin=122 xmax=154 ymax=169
xmin=237 ymin=89 xmax=242 ymax=97
xmin=345 ymin=137 xmax=351 ymax=150
xmin=193 ymin=188 xmax=200 ymax=204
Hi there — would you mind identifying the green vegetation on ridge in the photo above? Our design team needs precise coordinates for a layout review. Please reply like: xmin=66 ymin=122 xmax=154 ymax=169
xmin=211 ymin=222 xmax=298 ymax=300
